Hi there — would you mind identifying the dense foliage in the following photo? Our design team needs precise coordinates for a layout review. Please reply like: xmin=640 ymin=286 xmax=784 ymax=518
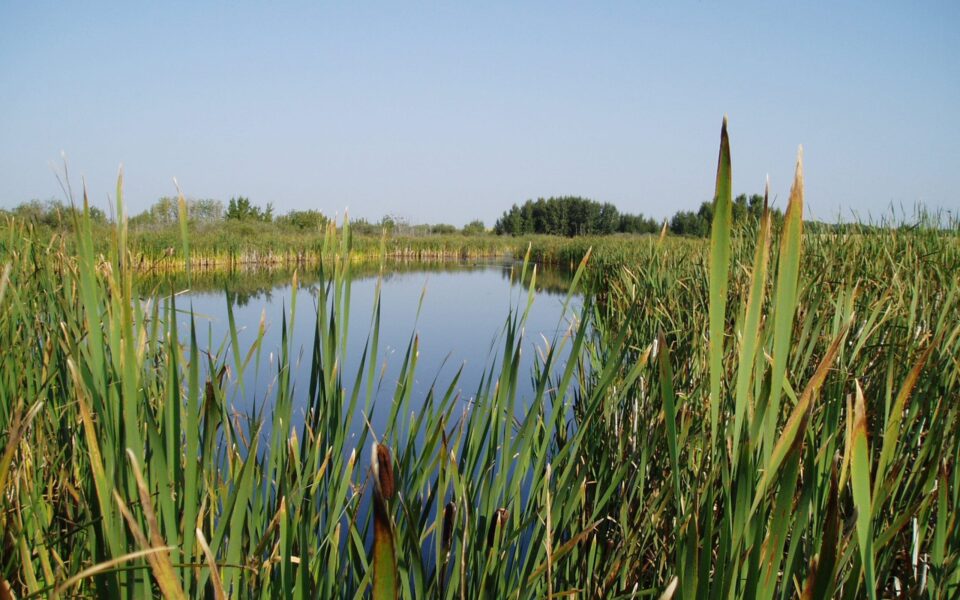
xmin=494 ymin=195 xmax=659 ymax=236
xmin=274 ymin=209 xmax=328 ymax=230
xmin=127 ymin=197 xmax=224 ymax=228
xmin=0 ymin=198 xmax=108 ymax=228
xmin=668 ymin=193 xmax=776 ymax=236
xmin=226 ymin=196 xmax=274 ymax=222
xmin=492 ymin=194 xmax=782 ymax=238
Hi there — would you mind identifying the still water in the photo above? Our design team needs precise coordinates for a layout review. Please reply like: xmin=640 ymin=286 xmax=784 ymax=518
xmin=154 ymin=260 xmax=579 ymax=444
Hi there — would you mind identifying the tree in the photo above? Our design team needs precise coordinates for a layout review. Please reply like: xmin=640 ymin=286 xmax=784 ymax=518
xmin=191 ymin=199 xmax=224 ymax=223
xmin=668 ymin=193 xmax=780 ymax=236
xmin=618 ymin=213 xmax=658 ymax=234
xmin=11 ymin=199 xmax=107 ymax=228
xmin=430 ymin=224 xmax=457 ymax=235
xmin=669 ymin=210 xmax=703 ymax=236
xmin=277 ymin=209 xmax=327 ymax=230
xmin=462 ymin=219 xmax=485 ymax=235
xmin=733 ymin=194 xmax=748 ymax=224
xmin=130 ymin=197 xmax=224 ymax=228
xmin=150 ymin=196 xmax=177 ymax=225
xmin=226 ymin=197 xmax=272 ymax=222
xmin=748 ymin=194 xmax=765 ymax=221
xmin=495 ymin=196 xmax=655 ymax=237
xmin=597 ymin=202 xmax=620 ymax=234
xmin=696 ymin=201 xmax=714 ymax=230
xmin=350 ymin=218 xmax=378 ymax=236
xmin=379 ymin=215 xmax=397 ymax=234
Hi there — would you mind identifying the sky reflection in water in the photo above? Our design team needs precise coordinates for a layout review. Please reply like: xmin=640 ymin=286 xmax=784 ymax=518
xmin=155 ymin=260 xmax=579 ymax=448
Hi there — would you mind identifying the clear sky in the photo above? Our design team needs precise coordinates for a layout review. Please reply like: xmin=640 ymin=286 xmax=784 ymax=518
xmin=1 ymin=1 xmax=957 ymax=225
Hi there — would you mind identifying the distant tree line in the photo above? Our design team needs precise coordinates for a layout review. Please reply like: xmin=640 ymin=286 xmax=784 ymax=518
xmin=668 ymin=194 xmax=781 ymax=236
xmin=225 ymin=196 xmax=273 ymax=222
xmin=125 ymin=197 xmax=484 ymax=235
xmin=5 ymin=192 xmax=794 ymax=239
xmin=128 ymin=197 xmax=491 ymax=235
xmin=128 ymin=196 xmax=224 ymax=227
xmin=494 ymin=194 xmax=781 ymax=237
xmin=0 ymin=199 xmax=107 ymax=229
xmin=126 ymin=196 xmax=327 ymax=230
xmin=350 ymin=215 xmax=486 ymax=236
xmin=494 ymin=197 xmax=659 ymax=236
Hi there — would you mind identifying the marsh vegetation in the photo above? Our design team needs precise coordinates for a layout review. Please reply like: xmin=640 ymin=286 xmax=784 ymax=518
xmin=1 ymin=122 xmax=958 ymax=598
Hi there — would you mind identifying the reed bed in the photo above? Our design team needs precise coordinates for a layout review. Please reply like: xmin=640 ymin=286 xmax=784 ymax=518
xmin=127 ymin=226 xmax=527 ymax=269
xmin=1 ymin=121 xmax=958 ymax=598
xmin=49 ymin=214 xmax=691 ymax=273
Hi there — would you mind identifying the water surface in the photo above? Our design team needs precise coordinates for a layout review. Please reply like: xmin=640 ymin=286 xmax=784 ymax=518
xmin=149 ymin=260 xmax=579 ymax=444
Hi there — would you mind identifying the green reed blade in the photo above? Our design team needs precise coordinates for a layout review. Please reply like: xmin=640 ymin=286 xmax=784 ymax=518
xmin=708 ymin=116 xmax=733 ymax=448
xmin=850 ymin=381 xmax=876 ymax=599
xmin=764 ymin=149 xmax=804 ymax=460
xmin=733 ymin=184 xmax=772 ymax=459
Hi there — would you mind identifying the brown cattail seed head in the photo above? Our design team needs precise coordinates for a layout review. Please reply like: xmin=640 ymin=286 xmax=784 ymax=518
xmin=204 ymin=380 xmax=216 ymax=407
xmin=487 ymin=508 xmax=509 ymax=547
xmin=371 ymin=443 xmax=395 ymax=500
xmin=441 ymin=501 xmax=457 ymax=552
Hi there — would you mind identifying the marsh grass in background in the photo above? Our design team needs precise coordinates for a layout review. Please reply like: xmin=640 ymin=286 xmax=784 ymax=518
xmin=1 ymin=120 xmax=958 ymax=598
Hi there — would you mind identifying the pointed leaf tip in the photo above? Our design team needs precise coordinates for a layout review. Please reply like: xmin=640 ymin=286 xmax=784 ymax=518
xmin=787 ymin=145 xmax=805 ymax=216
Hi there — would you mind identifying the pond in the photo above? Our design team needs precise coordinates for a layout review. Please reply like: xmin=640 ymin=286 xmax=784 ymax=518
xmin=147 ymin=259 xmax=580 ymax=447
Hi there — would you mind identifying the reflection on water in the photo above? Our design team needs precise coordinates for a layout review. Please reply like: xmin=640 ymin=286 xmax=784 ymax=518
xmin=143 ymin=259 xmax=579 ymax=446
xmin=141 ymin=258 xmax=574 ymax=308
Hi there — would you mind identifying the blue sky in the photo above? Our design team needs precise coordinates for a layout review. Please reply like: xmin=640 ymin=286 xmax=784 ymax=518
xmin=1 ymin=1 xmax=957 ymax=225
